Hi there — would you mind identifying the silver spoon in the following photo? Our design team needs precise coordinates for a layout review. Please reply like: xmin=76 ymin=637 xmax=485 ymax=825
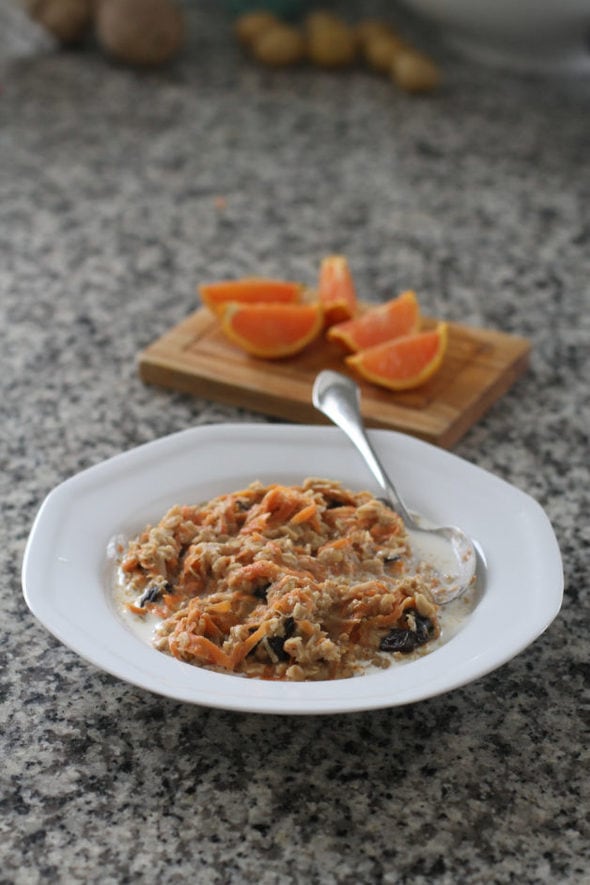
xmin=312 ymin=370 xmax=477 ymax=604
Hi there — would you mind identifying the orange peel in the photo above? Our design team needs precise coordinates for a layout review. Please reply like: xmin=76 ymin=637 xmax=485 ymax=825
xmin=219 ymin=301 xmax=324 ymax=359
xmin=346 ymin=322 xmax=448 ymax=390
xmin=317 ymin=255 xmax=358 ymax=326
xmin=327 ymin=290 xmax=420 ymax=352
xmin=200 ymin=278 xmax=303 ymax=314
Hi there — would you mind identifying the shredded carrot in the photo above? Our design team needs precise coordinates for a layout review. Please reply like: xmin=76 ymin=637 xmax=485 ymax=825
xmin=373 ymin=608 xmax=406 ymax=628
xmin=261 ymin=487 xmax=299 ymax=523
xmin=230 ymin=621 xmax=272 ymax=666
xmin=161 ymin=591 xmax=186 ymax=609
xmin=206 ymin=600 xmax=233 ymax=614
xmin=290 ymin=503 xmax=317 ymax=525
xmin=127 ymin=603 xmax=146 ymax=616
xmin=297 ymin=619 xmax=316 ymax=638
xmin=332 ymin=618 xmax=358 ymax=636
xmin=200 ymin=614 xmax=224 ymax=639
xmin=318 ymin=537 xmax=351 ymax=552
xmin=173 ymin=635 xmax=234 ymax=670
xmin=121 ymin=556 xmax=139 ymax=573
xmin=178 ymin=577 xmax=202 ymax=596
xmin=240 ymin=512 xmax=270 ymax=534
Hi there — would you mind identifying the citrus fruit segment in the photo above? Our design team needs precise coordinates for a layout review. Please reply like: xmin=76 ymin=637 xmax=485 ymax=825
xmin=327 ymin=290 xmax=420 ymax=352
xmin=200 ymin=278 xmax=303 ymax=313
xmin=318 ymin=255 xmax=358 ymax=326
xmin=346 ymin=323 xmax=448 ymax=391
xmin=219 ymin=301 xmax=324 ymax=359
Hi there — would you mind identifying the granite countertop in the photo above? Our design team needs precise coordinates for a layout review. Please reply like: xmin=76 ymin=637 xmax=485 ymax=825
xmin=2 ymin=1 xmax=589 ymax=882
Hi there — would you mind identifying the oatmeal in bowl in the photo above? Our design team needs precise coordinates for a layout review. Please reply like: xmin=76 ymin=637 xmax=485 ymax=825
xmin=116 ymin=477 xmax=446 ymax=681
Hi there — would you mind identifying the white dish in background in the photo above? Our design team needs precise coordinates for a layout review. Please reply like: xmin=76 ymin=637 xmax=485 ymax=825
xmin=399 ymin=0 xmax=590 ymax=73
xmin=22 ymin=424 xmax=563 ymax=715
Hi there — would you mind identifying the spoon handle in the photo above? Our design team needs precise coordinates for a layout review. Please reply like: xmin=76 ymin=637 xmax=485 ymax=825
xmin=312 ymin=371 xmax=415 ymax=527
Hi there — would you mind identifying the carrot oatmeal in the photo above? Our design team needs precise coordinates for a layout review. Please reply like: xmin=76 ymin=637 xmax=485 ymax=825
xmin=117 ymin=478 xmax=442 ymax=681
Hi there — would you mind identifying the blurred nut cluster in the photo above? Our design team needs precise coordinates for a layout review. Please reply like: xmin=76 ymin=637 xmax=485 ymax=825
xmin=23 ymin=0 xmax=185 ymax=67
xmin=235 ymin=9 xmax=441 ymax=93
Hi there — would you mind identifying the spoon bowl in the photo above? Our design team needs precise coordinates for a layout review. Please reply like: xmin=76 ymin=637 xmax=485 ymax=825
xmin=312 ymin=370 xmax=477 ymax=604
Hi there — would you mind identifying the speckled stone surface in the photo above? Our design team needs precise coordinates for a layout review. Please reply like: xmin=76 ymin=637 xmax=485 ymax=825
xmin=1 ymin=1 xmax=589 ymax=882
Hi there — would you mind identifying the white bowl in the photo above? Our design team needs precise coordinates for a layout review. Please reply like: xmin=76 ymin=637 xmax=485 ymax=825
xmin=22 ymin=423 xmax=563 ymax=715
xmin=399 ymin=0 xmax=590 ymax=73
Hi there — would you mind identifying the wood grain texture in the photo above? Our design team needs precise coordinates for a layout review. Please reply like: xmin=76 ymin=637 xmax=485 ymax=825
xmin=138 ymin=307 xmax=531 ymax=448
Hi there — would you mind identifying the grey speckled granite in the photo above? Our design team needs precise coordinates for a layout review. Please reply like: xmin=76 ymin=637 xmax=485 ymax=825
xmin=1 ymin=1 xmax=589 ymax=882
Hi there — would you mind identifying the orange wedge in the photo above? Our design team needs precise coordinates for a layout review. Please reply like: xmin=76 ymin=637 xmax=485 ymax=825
xmin=200 ymin=278 xmax=303 ymax=314
xmin=327 ymin=290 xmax=420 ymax=352
xmin=318 ymin=255 xmax=358 ymax=326
xmin=219 ymin=301 xmax=324 ymax=359
xmin=346 ymin=323 xmax=448 ymax=390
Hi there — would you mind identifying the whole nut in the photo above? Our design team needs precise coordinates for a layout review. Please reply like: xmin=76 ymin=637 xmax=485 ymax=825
xmin=305 ymin=12 xmax=357 ymax=68
xmin=234 ymin=11 xmax=279 ymax=47
xmin=355 ymin=18 xmax=397 ymax=50
xmin=391 ymin=49 xmax=441 ymax=93
xmin=251 ymin=24 xmax=305 ymax=67
xmin=96 ymin=0 xmax=184 ymax=67
xmin=26 ymin=0 xmax=92 ymax=44
xmin=363 ymin=33 xmax=408 ymax=73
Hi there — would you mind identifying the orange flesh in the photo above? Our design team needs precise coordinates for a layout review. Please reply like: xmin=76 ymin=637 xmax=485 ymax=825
xmin=327 ymin=290 xmax=420 ymax=352
xmin=200 ymin=278 xmax=303 ymax=313
xmin=318 ymin=255 xmax=358 ymax=326
xmin=347 ymin=323 xmax=448 ymax=390
xmin=220 ymin=301 xmax=324 ymax=358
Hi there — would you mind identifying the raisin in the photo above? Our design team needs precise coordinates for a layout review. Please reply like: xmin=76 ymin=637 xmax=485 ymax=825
xmin=262 ymin=617 xmax=296 ymax=662
xmin=266 ymin=635 xmax=290 ymax=662
xmin=379 ymin=629 xmax=420 ymax=653
xmin=252 ymin=581 xmax=271 ymax=601
xmin=138 ymin=584 xmax=165 ymax=607
xmin=412 ymin=611 xmax=433 ymax=644
xmin=379 ymin=609 xmax=434 ymax=654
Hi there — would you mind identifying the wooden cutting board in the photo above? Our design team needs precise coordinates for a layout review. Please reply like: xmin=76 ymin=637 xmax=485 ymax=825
xmin=138 ymin=307 xmax=530 ymax=449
